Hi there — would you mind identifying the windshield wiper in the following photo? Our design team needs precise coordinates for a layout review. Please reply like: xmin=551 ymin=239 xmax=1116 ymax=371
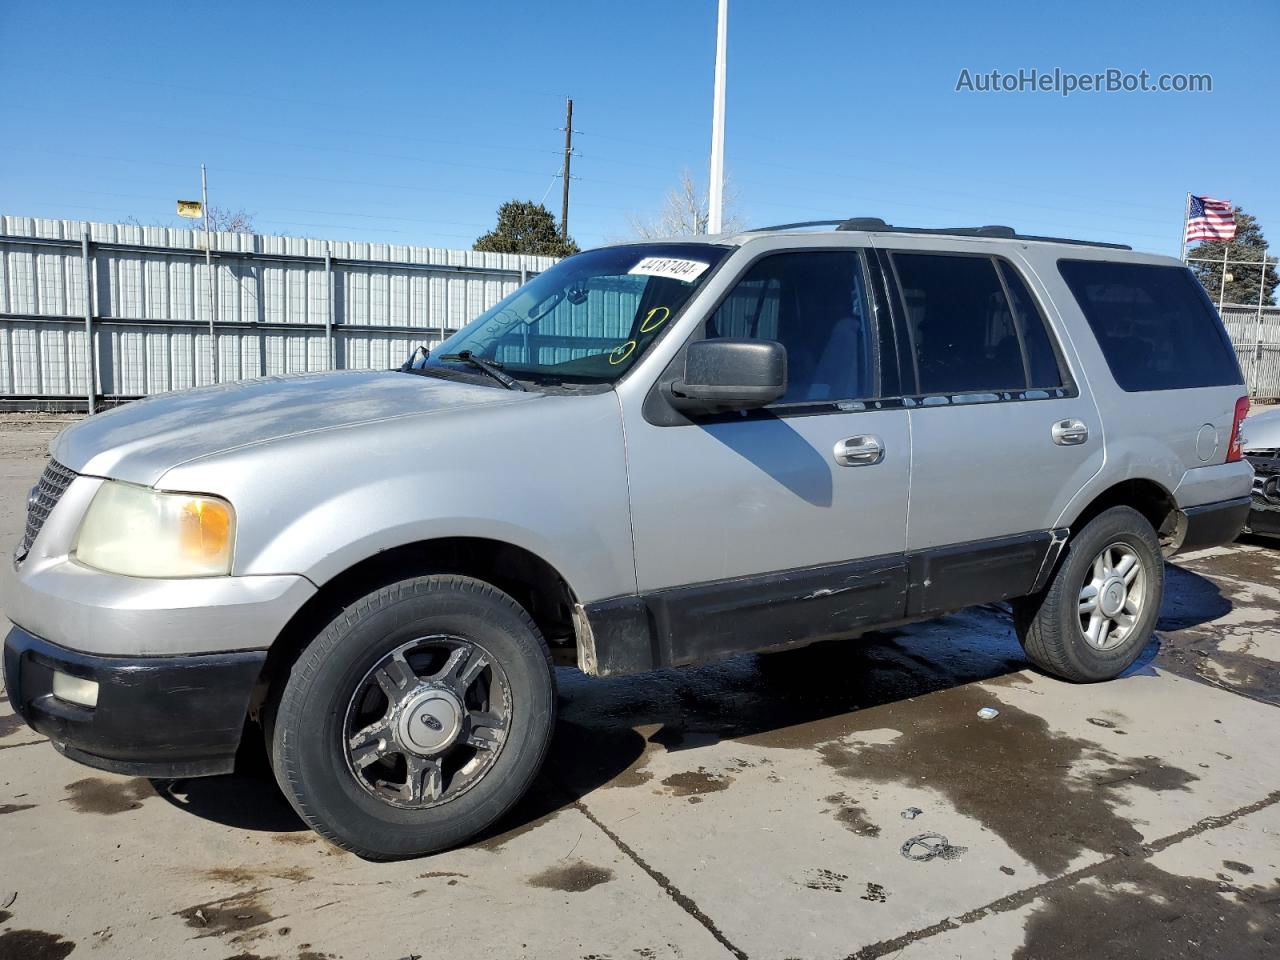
xmin=437 ymin=351 xmax=526 ymax=391
xmin=399 ymin=344 xmax=429 ymax=373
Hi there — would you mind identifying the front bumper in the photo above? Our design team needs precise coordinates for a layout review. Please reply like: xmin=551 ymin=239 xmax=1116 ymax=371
xmin=1245 ymin=505 xmax=1280 ymax=539
xmin=1245 ymin=451 xmax=1280 ymax=539
xmin=3 ymin=625 xmax=265 ymax=778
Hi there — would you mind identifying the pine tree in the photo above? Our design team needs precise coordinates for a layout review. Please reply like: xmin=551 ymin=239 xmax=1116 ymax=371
xmin=473 ymin=201 xmax=580 ymax=258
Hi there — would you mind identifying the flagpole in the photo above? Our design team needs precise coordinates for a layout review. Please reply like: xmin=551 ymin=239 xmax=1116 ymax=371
xmin=1218 ymin=244 xmax=1230 ymax=310
xmin=1180 ymin=192 xmax=1190 ymax=262
xmin=202 ymin=163 xmax=218 ymax=385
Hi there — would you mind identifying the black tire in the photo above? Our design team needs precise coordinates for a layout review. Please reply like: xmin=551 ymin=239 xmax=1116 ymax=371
xmin=270 ymin=575 xmax=555 ymax=859
xmin=1013 ymin=506 xmax=1163 ymax=682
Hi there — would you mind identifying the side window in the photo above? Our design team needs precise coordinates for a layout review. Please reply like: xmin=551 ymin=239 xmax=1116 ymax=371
xmin=998 ymin=262 xmax=1065 ymax=389
xmin=1058 ymin=259 xmax=1243 ymax=392
xmin=706 ymin=251 xmax=875 ymax=404
xmin=893 ymin=253 xmax=1026 ymax=394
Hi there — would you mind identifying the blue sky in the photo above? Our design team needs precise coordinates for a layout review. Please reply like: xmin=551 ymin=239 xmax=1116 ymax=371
xmin=2 ymin=0 xmax=1275 ymax=256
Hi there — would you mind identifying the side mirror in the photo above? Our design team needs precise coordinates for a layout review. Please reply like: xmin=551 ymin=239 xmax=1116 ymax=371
xmin=669 ymin=339 xmax=787 ymax=414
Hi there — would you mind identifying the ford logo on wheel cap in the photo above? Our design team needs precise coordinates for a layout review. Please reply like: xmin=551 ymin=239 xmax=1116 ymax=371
xmin=420 ymin=713 xmax=443 ymax=731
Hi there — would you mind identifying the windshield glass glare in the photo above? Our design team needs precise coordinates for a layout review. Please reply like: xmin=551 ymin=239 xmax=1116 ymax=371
xmin=420 ymin=243 xmax=730 ymax=384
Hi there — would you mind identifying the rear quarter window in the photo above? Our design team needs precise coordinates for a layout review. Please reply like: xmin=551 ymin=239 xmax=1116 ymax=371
xmin=1058 ymin=259 xmax=1243 ymax=392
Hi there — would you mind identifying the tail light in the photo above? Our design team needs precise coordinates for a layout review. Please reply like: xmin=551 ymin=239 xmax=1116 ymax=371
xmin=1227 ymin=395 xmax=1250 ymax=462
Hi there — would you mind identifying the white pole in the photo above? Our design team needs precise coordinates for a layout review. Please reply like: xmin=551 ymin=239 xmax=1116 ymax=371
xmin=202 ymin=163 xmax=218 ymax=384
xmin=707 ymin=0 xmax=727 ymax=235
xmin=1179 ymin=192 xmax=1190 ymax=262
xmin=1250 ymin=253 xmax=1270 ymax=395
xmin=1218 ymin=244 xmax=1230 ymax=310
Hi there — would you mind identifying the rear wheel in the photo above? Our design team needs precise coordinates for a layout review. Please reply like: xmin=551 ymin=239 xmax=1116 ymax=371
xmin=1014 ymin=506 xmax=1163 ymax=682
xmin=270 ymin=575 xmax=555 ymax=859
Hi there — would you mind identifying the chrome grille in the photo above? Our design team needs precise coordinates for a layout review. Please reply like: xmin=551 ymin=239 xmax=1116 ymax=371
xmin=18 ymin=459 xmax=77 ymax=560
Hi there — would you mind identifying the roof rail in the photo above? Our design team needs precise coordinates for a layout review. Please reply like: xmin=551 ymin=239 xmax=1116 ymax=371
xmin=745 ymin=217 xmax=1131 ymax=250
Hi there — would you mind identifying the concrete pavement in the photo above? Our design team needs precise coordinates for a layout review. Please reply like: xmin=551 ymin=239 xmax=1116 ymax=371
xmin=1 ymin=418 xmax=1277 ymax=959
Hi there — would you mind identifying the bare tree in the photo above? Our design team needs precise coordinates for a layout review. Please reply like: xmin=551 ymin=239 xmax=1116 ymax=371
xmin=126 ymin=205 xmax=257 ymax=234
xmin=627 ymin=169 xmax=745 ymax=239
xmin=201 ymin=205 xmax=256 ymax=233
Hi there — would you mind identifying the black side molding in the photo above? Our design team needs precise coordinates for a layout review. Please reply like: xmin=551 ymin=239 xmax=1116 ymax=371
xmin=580 ymin=529 xmax=1063 ymax=676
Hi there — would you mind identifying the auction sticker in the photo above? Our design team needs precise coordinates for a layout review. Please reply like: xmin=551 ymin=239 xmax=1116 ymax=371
xmin=628 ymin=257 xmax=711 ymax=283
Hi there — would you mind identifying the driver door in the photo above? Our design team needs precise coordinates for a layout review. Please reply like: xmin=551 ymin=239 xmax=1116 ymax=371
xmin=620 ymin=246 xmax=911 ymax=666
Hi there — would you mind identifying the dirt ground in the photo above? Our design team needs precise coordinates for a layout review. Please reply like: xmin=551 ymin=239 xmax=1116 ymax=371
xmin=1 ymin=418 xmax=1278 ymax=960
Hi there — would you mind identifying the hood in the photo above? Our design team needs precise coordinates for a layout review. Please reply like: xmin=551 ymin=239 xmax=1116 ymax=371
xmin=53 ymin=370 xmax=535 ymax=486
xmin=1243 ymin=405 xmax=1280 ymax=453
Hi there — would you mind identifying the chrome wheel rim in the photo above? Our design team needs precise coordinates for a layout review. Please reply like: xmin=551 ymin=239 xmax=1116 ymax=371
xmin=343 ymin=635 xmax=511 ymax=809
xmin=1078 ymin=542 xmax=1145 ymax=651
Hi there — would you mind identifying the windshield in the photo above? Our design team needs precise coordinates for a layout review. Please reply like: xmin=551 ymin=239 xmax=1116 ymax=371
xmin=418 ymin=243 xmax=730 ymax=385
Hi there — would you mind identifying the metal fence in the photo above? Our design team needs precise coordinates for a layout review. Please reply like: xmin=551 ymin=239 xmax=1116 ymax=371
xmin=1221 ymin=304 xmax=1280 ymax=401
xmin=3 ymin=216 xmax=1276 ymax=407
xmin=0 ymin=216 xmax=556 ymax=409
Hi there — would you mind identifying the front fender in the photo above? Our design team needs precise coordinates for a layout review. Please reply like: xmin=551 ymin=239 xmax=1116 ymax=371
xmin=158 ymin=391 xmax=637 ymax=605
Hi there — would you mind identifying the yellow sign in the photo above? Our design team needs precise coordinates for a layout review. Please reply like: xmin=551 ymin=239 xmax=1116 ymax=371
xmin=176 ymin=200 xmax=203 ymax=219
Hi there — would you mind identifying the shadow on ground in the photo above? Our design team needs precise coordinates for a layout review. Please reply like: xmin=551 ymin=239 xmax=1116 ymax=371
xmin=153 ymin=562 xmax=1244 ymax=849
xmin=154 ymin=603 xmax=1033 ymax=842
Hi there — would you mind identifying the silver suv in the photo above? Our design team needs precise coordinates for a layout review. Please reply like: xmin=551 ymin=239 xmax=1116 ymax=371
xmin=2 ymin=218 xmax=1254 ymax=858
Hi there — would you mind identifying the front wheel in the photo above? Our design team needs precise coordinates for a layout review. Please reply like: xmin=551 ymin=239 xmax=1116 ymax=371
xmin=1013 ymin=506 xmax=1163 ymax=682
xmin=270 ymin=575 xmax=556 ymax=859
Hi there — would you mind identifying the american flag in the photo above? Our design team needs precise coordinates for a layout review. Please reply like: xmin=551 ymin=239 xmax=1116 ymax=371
xmin=1185 ymin=196 xmax=1236 ymax=244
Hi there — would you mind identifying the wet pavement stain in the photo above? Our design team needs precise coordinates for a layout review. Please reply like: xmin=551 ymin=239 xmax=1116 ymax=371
xmin=0 ymin=911 xmax=9 ymax=925
xmin=0 ymin=804 xmax=34 ymax=816
xmin=1158 ymin=562 xmax=1280 ymax=706
xmin=176 ymin=888 xmax=275 ymax=938
xmin=1013 ymin=859 xmax=1280 ymax=959
xmin=815 ymin=684 xmax=1198 ymax=875
xmin=269 ymin=833 xmax=316 ymax=847
xmin=528 ymin=861 xmax=614 ymax=893
xmin=201 ymin=866 xmax=312 ymax=886
xmin=803 ymin=868 xmax=848 ymax=892
xmin=1223 ymin=859 xmax=1255 ymax=874
xmin=823 ymin=793 xmax=881 ymax=837
xmin=860 ymin=882 xmax=887 ymax=903
xmin=660 ymin=769 xmax=732 ymax=797
xmin=61 ymin=777 xmax=154 ymax=815
xmin=0 ymin=714 xmax=24 ymax=739
xmin=0 ymin=929 xmax=75 ymax=960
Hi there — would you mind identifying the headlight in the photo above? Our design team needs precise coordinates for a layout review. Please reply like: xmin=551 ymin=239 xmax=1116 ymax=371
xmin=74 ymin=481 xmax=235 ymax=578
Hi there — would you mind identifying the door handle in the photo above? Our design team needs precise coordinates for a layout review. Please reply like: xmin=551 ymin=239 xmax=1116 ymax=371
xmin=1051 ymin=419 xmax=1090 ymax=446
xmin=834 ymin=435 xmax=884 ymax=466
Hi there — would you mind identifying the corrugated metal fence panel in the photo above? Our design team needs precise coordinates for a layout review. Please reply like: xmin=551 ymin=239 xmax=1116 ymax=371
xmin=0 ymin=216 xmax=554 ymax=401
xmin=1222 ymin=304 xmax=1280 ymax=401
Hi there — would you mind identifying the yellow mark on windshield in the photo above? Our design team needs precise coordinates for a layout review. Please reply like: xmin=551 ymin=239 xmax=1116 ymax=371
xmin=639 ymin=306 xmax=671 ymax=333
xmin=608 ymin=340 xmax=637 ymax=365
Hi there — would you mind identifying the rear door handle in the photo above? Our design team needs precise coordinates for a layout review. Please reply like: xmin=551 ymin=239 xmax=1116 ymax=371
xmin=1052 ymin=419 xmax=1089 ymax=446
xmin=834 ymin=435 xmax=884 ymax=466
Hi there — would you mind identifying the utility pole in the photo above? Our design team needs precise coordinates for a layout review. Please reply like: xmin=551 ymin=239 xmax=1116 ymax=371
xmin=561 ymin=98 xmax=574 ymax=240
xmin=202 ymin=163 xmax=218 ymax=384
xmin=707 ymin=0 xmax=728 ymax=234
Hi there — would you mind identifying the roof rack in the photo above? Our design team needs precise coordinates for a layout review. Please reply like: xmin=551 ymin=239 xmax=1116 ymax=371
xmin=746 ymin=217 xmax=1131 ymax=250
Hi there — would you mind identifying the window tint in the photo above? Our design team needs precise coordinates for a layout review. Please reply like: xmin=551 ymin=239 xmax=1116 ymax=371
xmin=707 ymin=251 xmax=875 ymax=403
xmin=999 ymin=262 xmax=1064 ymax=388
xmin=1058 ymin=260 xmax=1243 ymax=392
xmin=893 ymin=254 xmax=1026 ymax=394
